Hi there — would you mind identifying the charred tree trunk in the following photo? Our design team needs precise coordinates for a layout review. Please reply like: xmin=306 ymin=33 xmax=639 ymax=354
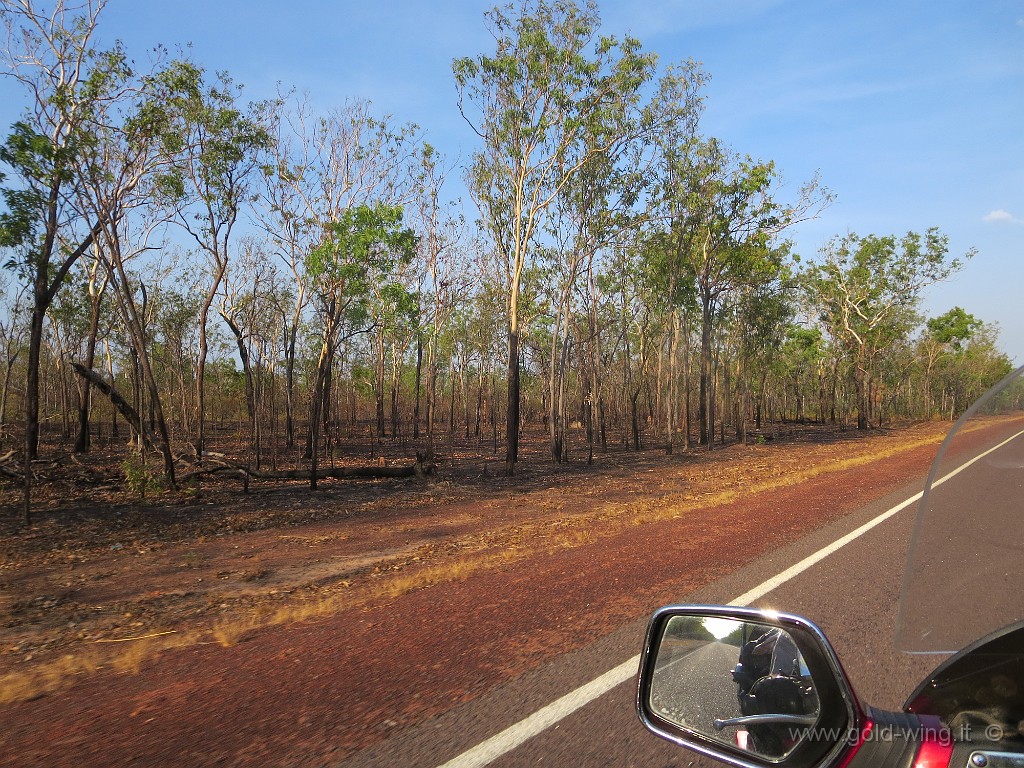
xmin=699 ymin=299 xmax=714 ymax=446
xmin=505 ymin=329 xmax=520 ymax=475
xmin=222 ymin=313 xmax=260 ymax=469
xmin=23 ymin=299 xmax=45 ymax=523
xmin=25 ymin=300 xmax=45 ymax=461
xmin=284 ymin=322 xmax=298 ymax=449
xmin=413 ymin=335 xmax=422 ymax=439
xmin=855 ymin=365 xmax=870 ymax=430
xmin=74 ymin=292 xmax=103 ymax=453
xmin=375 ymin=330 xmax=386 ymax=439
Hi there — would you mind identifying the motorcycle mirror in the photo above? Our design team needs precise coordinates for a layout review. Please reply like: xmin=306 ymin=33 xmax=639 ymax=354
xmin=637 ymin=606 xmax=863 ymax=768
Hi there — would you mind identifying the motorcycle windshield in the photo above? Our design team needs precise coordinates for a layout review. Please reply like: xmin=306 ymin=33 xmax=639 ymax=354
xmin=895 ymin=364 xmax=1024 ymax=654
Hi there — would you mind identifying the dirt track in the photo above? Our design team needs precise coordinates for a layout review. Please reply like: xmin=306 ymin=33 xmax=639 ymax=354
xmin=1 ymin=421 xmax=1001 ymax=766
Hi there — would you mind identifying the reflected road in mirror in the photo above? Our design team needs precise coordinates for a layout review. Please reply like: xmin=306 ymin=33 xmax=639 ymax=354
xmin=648 ymin=616 xmax=820 ymax=760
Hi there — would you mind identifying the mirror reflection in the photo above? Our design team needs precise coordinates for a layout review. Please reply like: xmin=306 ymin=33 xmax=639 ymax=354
xmin=649 ymin=616 xmax=821 ymax=759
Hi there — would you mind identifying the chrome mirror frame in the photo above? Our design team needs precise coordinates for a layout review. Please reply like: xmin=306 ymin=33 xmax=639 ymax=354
xmin=636 ymin=605 xmax=863 ymax=768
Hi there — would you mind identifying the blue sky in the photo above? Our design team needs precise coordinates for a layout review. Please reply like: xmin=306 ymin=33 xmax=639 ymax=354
xmin=4 ymin=1 xmax=1023 ymax=359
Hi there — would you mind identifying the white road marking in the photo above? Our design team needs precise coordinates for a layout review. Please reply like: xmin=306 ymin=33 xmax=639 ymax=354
xmin=435 ymin=658 xmax=639 ymax=768
xmin=436 ymin=429 xmax=1024 ymax=768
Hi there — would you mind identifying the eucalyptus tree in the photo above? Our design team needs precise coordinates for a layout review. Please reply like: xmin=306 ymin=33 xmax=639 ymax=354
xmin=304 ymin=203 xmax=416 ymax=488
xmin=73 ymin=58 xmax=224 ymax=486
xmin=220 ymin=237 xmax=289 ymax=469
xmin=910 ymin=306 xmax=980 ymax=417
xmin=0 ymin=279 xmax=28 ymax=427
xmin=943 ymin=322 xmax=1012 ymax=414
xmin=256 ymin=95 xmax=418 ymax=448
xmin=462 ymin=247 xmax=508 ymax=448
xmin=537 ymin=63 xmax=704 ymax=462
xmin=634 ymin=66 xmax=706 ymax=451
xmin=777 ymin=324 xmax=825 ymax=424
xmin=0 ymin=0 xmax=135 ymax=469
xmin=926 ymin=306 xmax=982 ymax=352
xmin=454 ymin=0 xmax=658 ymax=474
xmin=54 ymin=49 xmax=207 ymax=473
xmin=540 ymin=236 xmax=583 ymax=463
xmin=100 ymin=231 xmax=183 ymax=486
xmin=410 ymin=143 xmax=465 ymax=450
xmin=921 ymin=308 xmax=1009 ymax=418
xmin=606 ymin=242 xmax=660 ymax=450
xmin=653 ymin=134 xmax=826 ymax=445
xmin=47 ymin=266 xmax=96 ymax=437
xmin=724 ymin=267 xmax=795 ymax=438
xmin=368 ymin=266 xmax=417 ymax=439
xmin=154 ymin=63 xmax=271 ymax=458
xmin=801 ymin=229 xmax=968 ymax=429
xmin=144 ymin=268 xmax=200 ymax=434
xmin=67 ymin=240 xmax=111 ymax=451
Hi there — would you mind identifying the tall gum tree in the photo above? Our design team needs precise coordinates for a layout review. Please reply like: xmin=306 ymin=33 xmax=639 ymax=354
xmin=74 ymin=57 xmax=241 ymax=489
xmin=0 ymin=0 xmax=111 ymax=466
xmin=801 ymin=229 xmax=969 ymax=429
xmin=70 ymin=53 xmax=187 ymax=457
xmin=542 ymin=61 xmax=705 ymax=463
xmin=410 ymin=143 xmax=464 ymax=453
xmin=0 ymin=0 xmax=168 ymax=519
xmin=454 ymin=0 xmax=658 ymax=475
xmin=154 ymin=63 xmax=270 ymax=460
xmin=256 ymin=95 xmax=418 ymax=449
xmin=653 ymin=135 xmax=828 ymax=446
xmin=304 ymin=203 xmax=416 ymax=488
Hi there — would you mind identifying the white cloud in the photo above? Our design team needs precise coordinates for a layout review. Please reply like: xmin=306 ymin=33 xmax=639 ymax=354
xmin=983 ymin=209 xmax=1021 ymax=224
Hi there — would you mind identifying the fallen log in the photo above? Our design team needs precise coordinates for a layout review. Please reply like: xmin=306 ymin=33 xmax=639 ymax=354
xmin=70 ymin=363 xmax=154 ymax=450
xmin=0 ymin=462 xmax=22 ymax=480
xmin=178 ymin=460 xmax=434 ymax=483
xmin=262 ymin=463 xmax=433 ymax=480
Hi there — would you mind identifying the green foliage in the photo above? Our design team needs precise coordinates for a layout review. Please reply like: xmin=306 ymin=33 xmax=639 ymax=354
xmin=349 ymin=362 xmax=377 ymax=399
xmin=655 ymin=137 xmax=791 ymax=301
xmin=0 ymin=0 xmax=1013 ymax=477
xmin=802 ymin=229 xmax=967 ymax=360
xmin=925 ymin=316 xmax=1013 ymax=412
xmin=0 ymin=13 xmax=137 ymax=278
xmin=456 ymin=0 xmax=659 ymax=288
xmin=49 ymin=271 xmax=94 ymax=342
xmin=926 ymin=306 xmax=982 ymax=351
xmin=800 ymin=229 xmax=971 ymax=426
xmin=148 ymin=61 xmax=272 ymax=238
xmin=0 ymin=123 xmax=57 ymax=274
xmin=121 ymin=452 xmax=165 ymax=498
xmin=307 ymin=202 xmax=417 ymax=327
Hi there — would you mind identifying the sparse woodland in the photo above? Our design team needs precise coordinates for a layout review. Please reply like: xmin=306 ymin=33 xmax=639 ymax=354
xmin=0 ymin=0 xmax=1013 ymax=520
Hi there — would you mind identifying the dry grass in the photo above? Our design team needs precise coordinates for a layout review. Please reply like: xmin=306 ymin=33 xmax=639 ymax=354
xmin=0 ymin=630 xmax=201 ymax=705
xmin=0 ymin=547 xmax=530 ymax=705
xmin=0 ymin=423 xmax=954 ymax=707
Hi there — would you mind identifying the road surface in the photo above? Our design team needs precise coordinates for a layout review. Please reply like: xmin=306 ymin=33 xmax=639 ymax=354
xmin=342 ymin=426 xmax=1024 ymax=768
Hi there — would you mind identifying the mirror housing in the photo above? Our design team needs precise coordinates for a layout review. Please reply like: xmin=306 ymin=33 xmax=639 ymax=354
xmin=637 ymin=605 xmax=863 ymax=768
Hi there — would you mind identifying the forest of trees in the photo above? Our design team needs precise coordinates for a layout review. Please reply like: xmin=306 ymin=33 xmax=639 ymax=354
xmin=0 ymin=0 xmax=1012 ymax=511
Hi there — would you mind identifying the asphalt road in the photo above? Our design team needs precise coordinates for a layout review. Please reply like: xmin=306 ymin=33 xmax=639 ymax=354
xmin=342 ymin=425 xmax=1024 ymax=768
xmin=648 ymin=641 xmax=742 ymax=742
xmin=898 ymin=430 xmax=1024 ymax=652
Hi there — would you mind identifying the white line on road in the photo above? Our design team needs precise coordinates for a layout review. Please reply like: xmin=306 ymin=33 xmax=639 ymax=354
xmin=436 ymin=429 xmax=1024 ymax=768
